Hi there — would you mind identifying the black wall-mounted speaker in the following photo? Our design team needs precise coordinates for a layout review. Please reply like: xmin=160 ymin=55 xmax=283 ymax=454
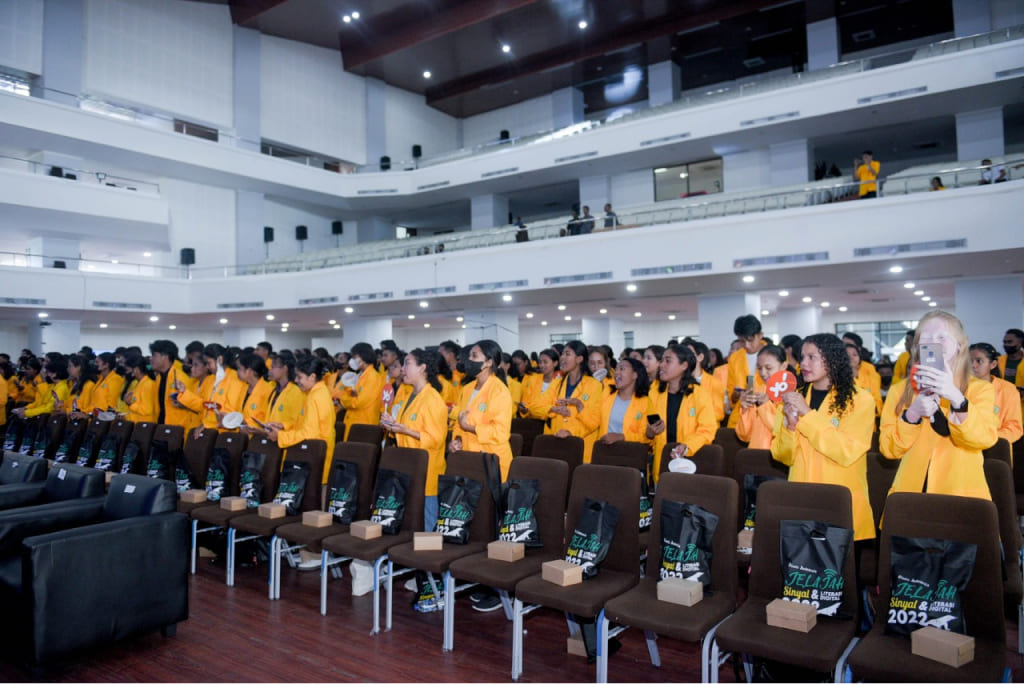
xmin=180 ymin=248 xmax=196 ymax=265
xmin=331 ymin=220 xmax=343 ymax=235
xmin=295 ymin=225 xmax=308 ymax=241
xmin=380 ymin=155 xmax=391 ymax=171
xmin=412 ymin=144 xmax=422 ymax=158
xmin=499 ymin=129 xmax=510 ymax=140
xmin=264 ymin=226 xmax=274 ymax=243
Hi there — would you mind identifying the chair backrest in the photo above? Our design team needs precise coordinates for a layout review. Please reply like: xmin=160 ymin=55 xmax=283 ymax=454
xmin=591 ymin=440 xmax=648 ymax=473
xmin=510 ymin=418 xmax=546 ymax=456
xmin=280 ymin=439 xmax=327 ymax=512
xmin=330 ymin=441 xmax=380 ymax=519
xmin=107 ymin=418 xmax=135 ymax=453
xmin=506 ymin=456 xmax=570 ymax=553
xmin=531 ymin=434 xmax=584 ymax=483
xmin=42 ymin=414 xmax=68 ymax=457
xmin=212 ymin=431 xmax=248 ymax=497
xmin=75 ymin=418 xmax=111 ymax=466
xmin=983 ymin=458 xmax=1022 ymax=575
xmin=103 ymin=474 xmax=177 ymax=520
xmin=983 ymin=437 xmax=1012 ymax=468
xmin=688 ymin=444 xmax=728 ymax=477
xmin=0 ymin=453 xmax=48 ymax=484
xmin=53 ymin=416 xmax=89 ymax=461
xmin=42 ymin=463 xmax=105 ymax=502
xmin=879 ymin=493 xmax=1005 ymax=642
xmin=183 ymin=428 xmax=219 ymax=490
xmin=733 ymin=447 xmax=789 ymax=530
xmin=509 ymin=433 xmax=523 ymax=459
xmin=245 ymin=435 xmax=284 ymax=503
xmin=128 ymin=422 xmax=158 ymax=464
xmin=865 ymin=451 xmax=898 ymax=533
xmin=346 ymin=423 xmax=384 ymax=446
xmin=563 ymin=464 xmax=641 ymax=576
xmin=152 ymin=424 xmax=185 ymax=457
xmin=443 ymin=450 xmax=501 ymax=544
xmin=648 ymin=473 xmax=739 ymax=595
xmin=377 ymin=446 xmax=429 ymax=533
xmin=714 ymin=427 xmax=747 ymax=468
xmin=748 ymin=480 xmax=857 ymax=621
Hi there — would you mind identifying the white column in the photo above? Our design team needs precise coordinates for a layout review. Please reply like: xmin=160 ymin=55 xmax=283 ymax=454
xmin=356 ymin=217 xmax=393 ymax=243
xmin=341 ymin=317 xmax=393 ymax=349
xmin=806 ymin=18 xmax=839 ymax=71
xmin=551 ymin=87 xmax=584 ymax=129
xmin=722 ymin=149 xmax=771 ymax=192
xmin=581 ymin=317 xmax=625 ymax=350
xmin=37 ymin=0 xmax=83 ymax=106
xmin=647 ymin=60 xmax=681 ymax=107
xmin=955 ymin=108 xmax=1004 ymax=160
xmin=365 ymin=78 xmax=388 ymax=166
xmin=578 ymin=176 xmax=611 ymax=221
xmin=221 ymin=326 xmax=267 ymax=349
xmin=471 ymin=194 xmax=509 ymax=231
xmin=953 ymin=0 xmax=992 ymax=37
xmin=698 ymin=294 xmax=762 ymax=351
xmin=462 ymin=310 xmax=519 ymax=352
xmin=769 ymin=139 xmax=811 ymax=186
xmin=955 ymin=276 xmax=1024 ymax=347
xmin=236 ymin=190 xmax=265 ymax=267
xmin=232 ymin=26 xmax=261 ymax=152
xmin=39 ymin=320 xmax=81 ymax=355
xmin=776 ymin=305 xmax=823 ymax=340
xmin=26 ymin=237 xmax=80 ymax=270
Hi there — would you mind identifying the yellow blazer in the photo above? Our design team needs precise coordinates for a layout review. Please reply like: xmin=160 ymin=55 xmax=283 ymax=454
xmin=856 ymin=363 xmax=884 ymax=416
xmin=881 ymin=378 xmax=998 ymax=502
xmin=991 ymin=376 xmax=1023 ymax=445
xmin=394 ymin=385 xmax=449 ymax=496
xmin=650 ymin=384 xmax=717 ymax=481
xmin=126 ymin=375 xmax=159 ymax=424
xmin=695 ymin=371 xmax=726 ymax=424
xmin=159 ymin=361 xmax=193 ymax=428
xmin=544 ymin=374 xmax=604 ymax=463
xmin=278 ymin=383 xmax=336 ymax=484
xmin=0 ymin=375 xmax=6 ymax=426
xmin=242 ymin=379 xmax=277 ymax=428
xmin=519 ymin=373 xmax=558 ymax=420
xmin=893 ymin=351 xmax=911 ymax=383
xmin=598 ymin=392 xmax=653 ymax=445
xmin=451 ymin=375 xmax=514 ymax=480
xmin=726 ymin=347 xmax=766 ymax=428
xmin=772 ymin=385 xmax=875 ymax=541
xmin=267 ymin=382 xmax=305 ymax=432
xmin=92 ymin=372 xmax=125 ymax=413
xmin=26 ymin=379 xmax=70 ymax=417
xmin=66 ymin=379 xmax=96 ymax=414
xmin=736 ymin=400 xmax=776 ymax=449
xmin=338 ymin=366 xmax=385 ymax=438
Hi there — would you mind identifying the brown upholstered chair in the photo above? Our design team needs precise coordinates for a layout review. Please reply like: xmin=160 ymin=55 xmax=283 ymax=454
xmin=99 ymin=417 xmax=135 ymax=472
xmin=732 ymin=447 xmax=789 ymax=532
xmin=188 ymin=436 xmax=282 ymax=576
xmin=592 ymin=440 xmax=652 ymax=554
xmin=227 ymin=439 xmax=326 ymax=587
xmin=714 ymin=427 xmax=747 ymax=471
xmin=510 ymin=418 xmax=545 ymax=457
xmin=603 ymin=473 xmax=739 ymax=683
xmin=123 ymin=421 xmax=158 ymax=474
xmin=182 ymin=427 xmax=218 ymax=488
xmin=860 ymin=451 xmax=898 ymax=587
xmin=983 ymin=437 xmax=1012 ymax=468
xmin=148 ymin=424 xmax=185 ymax=482
xmin=40 ymin=414 xmax=68 ymax=459
xmin=509 ymin=432 xmax=523 ymax=458
xmin=531 ymin=434 xmax=584 ymax=497
xmin=845 ymin=493 xmax=1007 ymax=682
xmin=707 ymin=481 xmax=858 ymax=683
xmin=447 ymin=457 xmax=570 ymax=651
xmin=346 ymin=423 xmax=384 ymax=446
xmin=386 ymin=451 xmax=501 ymax=644
xmin=319 ymin=446 xmax=428 ymax=634
xmin=73 ymin=417 xmax=112 ymax=467
xmin=179 ymin=431 xmax=246 ymax=515
xmin=270 ymin=440 xmax=379 ymax=600
xmin=51 ymin=415 xmax=89 ymax=463
xmin=983 ymin=458 xmax=1022 ymax=649
xmin=511 ymin=464 xmax=641 ymax=681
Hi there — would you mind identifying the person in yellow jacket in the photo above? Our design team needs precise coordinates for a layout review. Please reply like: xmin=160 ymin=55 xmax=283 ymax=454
xmin=15 ymin=356 xmax=69 ymax=418
xmin=439 ymin=340 xmax=465 ymax=397
xmin=847 ymin=343 xmax=883 ymax=416
xmin=174 ymin=344 xmax=247 ymax=434
xmin=91 ymin=353 xmax=125 ymax=413
xmin=597 ymin=357 xmax=652 ymax=445
xmin=11 ymin=359 xmax=41 ymax=406
xmin=66 ymin=354 xmax=97 ymax=417
xmin=642 ymin=345 xmax=664 ymax=395
xmin=646 ymin=344 xmax=717 ymax=482
xmin=267 ymin=356 xmax=336 ymax=484
xmin=881 ymin=311 xmax=998 ymax=502
xmin=684 ymin=338 xmax=727 ymax=425
xmin=545 ymin=340 xmax=603 ymax=463
xmin=0 ymin=366 xmax=7 ymax=429
xmin=502 ymin=353 xmax=524 ymax=404
xmin=773 ymin=333 xmax=875 ymax=542
xmin=726 ymin=315 xmax=767 ymax=428
xmin=450 ymin=339 xmax=515 ymax=481
xmin=518 ymin=349 xmax=560 ymax=420
xmin=998 ymin=328 xmax=1024 ymax=418
xmin=122 ymin=353 xmax=159 ymax=424
xmin=970 ymin=342 xmax=1023 ymax=448
xmin=237 ymin=352 xmax=276 ymax=430
xmin=148 ymin=340 xmax=191 ymax=428
xmin=176 ymin=353 xmax=211 ymax=431
xmin=337 ymin=342 xmax=385 ymax=440
xmin=257 ymin=352 xmax=304 ymax=433
xmin=892 ymin=329 xmax=915 ymax=383
xmin=381 ymin=348 xmax=449 ymax=530
xmin=736 ymin=345 xmax=787 ymax=449
xmin=587 ymin=347 xmax=617 ymax=396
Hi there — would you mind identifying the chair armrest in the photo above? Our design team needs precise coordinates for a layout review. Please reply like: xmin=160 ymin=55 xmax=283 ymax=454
xmin=21 ymin=512 xmax=190 ymax=664
xmin=0 ymin=498 xmax=105 ymax=557
xmin=0 ymin=482 xmax=47 ymax=511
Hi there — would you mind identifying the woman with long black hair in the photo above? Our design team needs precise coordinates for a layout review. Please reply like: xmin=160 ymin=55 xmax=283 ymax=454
xmin=970 ymin=342 xmax=1023 ymax=446
xmin=92 ymin=352 xmax=124 ymax=414
xmin=519 ymin=348 xmax=560 ymax=419
xmin=597 ymin=357 xmax=651 ymax=445
xmin=773 ymin=333 xmax=875 ymax=542
xmin=544 ymin=340 xmax=603 ymax=462
xmin=646 ymin=344 xmax=716 ymax=482
xmin=336 ymin=342 xmax=384 ymax=439
xmin=66 ymin=354 xmax=98 ymax=416
xmin=449 ymin=339 xmax=514 ymax=480
xmin=121 ymin=353 xmax=158 ymax=424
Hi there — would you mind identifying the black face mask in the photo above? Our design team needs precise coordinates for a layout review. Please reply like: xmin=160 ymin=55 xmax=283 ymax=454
xmin=1006 ymin=344 xmax=1021 ymax=356
xmin=462 ymin=360 xmax=484 ymax=381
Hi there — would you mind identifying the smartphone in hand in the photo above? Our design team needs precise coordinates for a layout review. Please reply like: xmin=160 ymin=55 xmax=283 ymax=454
xmin=919 ymin=343 xmax=944 ymax=372
xmin=647 ymin=414 xmax=661 ymax=425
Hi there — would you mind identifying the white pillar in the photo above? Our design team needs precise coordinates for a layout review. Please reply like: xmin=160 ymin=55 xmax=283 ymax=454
xmin=341 ymin=317 xmax=393 ymax=349
xmin=578 ymin=176 xmax=611 ymax=221
xmin=776 ymin=305 xmax=823 ymax=340
xmin=955 ymin=276 xmax=1024 ymax=347
xmin=953 ymin=0 xmax=992 ymax=37
xmin=806 ymin=18 xmax=840 ymax=71
xmin=581 ymin=317 xmax=625 ymax=350
xmin=462 ymin=310 xmax=519 ymax=352
xmin=722 ymin=149 xmax=771 ymax=192
xmin=955 ymin=108 xmax=1004 ymax=160
xmin=39 ymin=319 xmax=81 ymax=355
xmin=471 ymin=194 xmax=509 ymax=231
xmin=38 ymin=0 xmax=83 ymax=106
xmin=698 ymin=294 xmax=762 ymax=351
xmin=356 ymin=217 xmax=393 ymax=243
xmin=648 ymin=60 xmax=681 ymax=107
xmin=365 ymin=78 xmax=387 ymax=166
xmin=221 ymin=326 xmax=267 ymax=348
xmin=236 ymin=190 xmax=264 ymax=267
xmin=551 ymin=87 xmax=584 ymax=129
xmin=26 ymin=237 xmax=80 ymax=270
xmin=232 ymin=26 xmax=261 ymax=152
xmin=769 ymin=139 xmax=811 ymax=186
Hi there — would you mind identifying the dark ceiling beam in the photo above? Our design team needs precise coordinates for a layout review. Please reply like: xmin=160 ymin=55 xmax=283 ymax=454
xmin=340 ymin=0 xmax=542 ymax=70
xmin=425 ymin=0 xmax=783 ymax=105
xmin=228 ymin=0 xmax=290 ymax=26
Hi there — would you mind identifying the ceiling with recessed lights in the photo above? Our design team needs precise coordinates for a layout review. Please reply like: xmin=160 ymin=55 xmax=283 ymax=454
xmin=202 ymin=0 xmax=956 ymax=117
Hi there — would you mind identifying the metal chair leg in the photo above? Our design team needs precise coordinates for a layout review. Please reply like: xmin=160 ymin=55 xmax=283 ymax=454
xmin=226 ymin=527 xmax=236 ymax=587
xmin=597 ymin=612 xmax=610 ymax=683
xmin=443 ymin=571 xmax=455 ymax=652
xmin=190 ymin=519 xmax=197 ymax=574
xmin=644 ymin=630 xmax=660 ymax=668
xmin=512 ymin=598 xmax=524 ymax=681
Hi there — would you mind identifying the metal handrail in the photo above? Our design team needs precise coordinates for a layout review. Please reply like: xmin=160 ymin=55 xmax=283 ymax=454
xmin=0 ymin=153 xmax=160 ymax=194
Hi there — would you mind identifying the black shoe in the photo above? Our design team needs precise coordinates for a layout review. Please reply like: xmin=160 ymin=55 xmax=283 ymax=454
xmin=468 ymin=589 xmax=490 ymax=603
xmin=586 ymin=637 xmax=622 ymax=665
xmin=472 ymin=594 xmax=503 ymax=612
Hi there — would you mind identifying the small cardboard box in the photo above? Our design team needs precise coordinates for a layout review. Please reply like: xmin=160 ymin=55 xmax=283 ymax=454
xmin=567 ymin=633 xmax=587 ymax=658
xmin=220 ymin=496 xmax=247 ymax=511
xmin=302 ymin=510 xmax=334 ymax=528
xmin=766 ymin=598 xmax=817 ymax=632
xmin=105 ymin=471 xmax=114 ymax=485
xmin=488 ymin=540 xmax=525 ymax=562
xmin=737 ymin=529 xmax=754 ymax=554
xmin=350 ymin=520 xmax=382 ymax=540
xmin=258 ymin=502 xmax=287 ymax=519
xmin=542 ymin=559 xmax=583 ymax=587
xmin=657 ymin=577 xmax=703 ymax=607
xmin=911 ymin=626 xmax=975 ymax=668
xmin=180 ymin=489 xmax=207 ymax=504
xmin=413 ymin=531 xmax=444 ymax=551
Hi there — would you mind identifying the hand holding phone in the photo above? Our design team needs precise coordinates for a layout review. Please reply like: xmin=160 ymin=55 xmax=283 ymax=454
xmin=647 ymin=414 xmax=661 ymax=426
xmin=918 ymin=343 xmax=944 ymax=372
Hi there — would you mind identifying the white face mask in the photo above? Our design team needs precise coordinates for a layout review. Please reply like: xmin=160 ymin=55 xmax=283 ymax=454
xmin=349 ymin=357 xmax=362 ymax=372
xmin=215 ymin=365 xmax=226 ymax=384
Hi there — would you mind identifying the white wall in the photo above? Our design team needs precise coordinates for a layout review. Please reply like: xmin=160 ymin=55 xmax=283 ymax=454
xmin=263 ymin=198 xmax=356 ymax=260
xmin=610 ymin=169 xmax=654 ymax=209
xmin=0 ymin=325 xmax=29 ymax=356
xmin=992 ymin=0 xmax=1024 ymax=28
xmin=384 ymin=84 xmax=458 ymax=163
xmin=160 ymin=178 xmax=235 ymax=270
xmin=260 ymin=34 xmax=366 ymax=164
xmin=723 ymin=149 xmax=772 ymax=192
xmin=82 ymin=0 xmax=233 ymax=128
xmin=462 ymin=94 xmax=555 ymax=149
xmin=0 ymin=0 xmax=43 ymax=75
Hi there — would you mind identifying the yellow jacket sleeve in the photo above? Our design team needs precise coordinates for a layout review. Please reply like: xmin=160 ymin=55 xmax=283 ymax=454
xmin=278 ymin=385 xmax=336 ymax=483
xmin=268 ymin=383 xmax=305 ymax=431
xmin=771 ymin=407 xmax=796 ymax=466
xmin=679 ymin=387 xmax=717 ymax=458
xmin=993 ymin=377 xmax=1023 ymax=444
xmin=0 ymin=376 xmax=7 ymax=425
xmin=127 ymin=377 xmax=159 ymax=424
xmin=794 ymin=388 xmax=874 ymax=467
xmin=947 ymin=378 xmax=998 ymax=452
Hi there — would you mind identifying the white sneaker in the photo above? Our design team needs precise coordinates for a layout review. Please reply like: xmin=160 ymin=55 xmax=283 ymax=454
xmin=296 ymin=558 xmax=321 ymax=571
xmin=404 ymin=578 xmax=418 ymax=592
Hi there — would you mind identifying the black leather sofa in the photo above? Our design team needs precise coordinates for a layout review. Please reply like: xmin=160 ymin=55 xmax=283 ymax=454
xmin=0 ymin=461 xmax=104 ymax=511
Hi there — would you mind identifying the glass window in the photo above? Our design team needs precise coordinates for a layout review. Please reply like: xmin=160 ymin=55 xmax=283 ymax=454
xmin=654 ymin=158 xmax=723 ymax=201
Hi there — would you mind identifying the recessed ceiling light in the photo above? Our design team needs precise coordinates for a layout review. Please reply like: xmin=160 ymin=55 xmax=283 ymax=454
xmin=761 ymin=309 xmax=770 ymax=316
xmin=219 ymin=318 xmax=228 ymax=324
xmin=328 ymin=319 xmax=337 ymax=325
xmin=654 ymin=168 xmax=667 ymax=174
xmin=419 ymin=300 xmax=429 ymax=308
xmin=99 ymin=323 xmax=108 ymax=329
xmin=351 ymin=11 xmax=359 ymax=19
xmin=634 ymin=312 xmax=642 ymax=317
xmin=169 ymin=324 xmax=177 ymax=330
xmin=37 ymin=312 xmax=48 ymax=318
xmin=502 ymin=294 xmax=512 ymax=302
xmin=407 ymin=314 xmax=415 ymax=320
xmin=913 ymin=290 xmax=924 ymax=296
xmin=333 ymin=324 xmax=341 ymax=329
xmin=143 ymin=252 xmax=152 ymax=257
xmin=742 ymin=275 xmax=755 ymax=283
xmin=149 ymin=315 xmax=159 ymax=322
xmin=281 ymin=322 xmax=289 ymax=327
xmin=266 ymin=314 xmax=275 ymax=321
xmin=342 ymin=14 xmax=351 ymax=23
xmin=626 ymin=283 xmax=637 ymax=292
xmin=838 ymin=306 xmax=848 ymax=312
xmin=889 ymin=265 xmax=903 ymax=274
xmin=557 ymin=304 xmax=566 ymax=311
xmin=820 ymin=301 xmax=831 ymax=308
xmin=778 ymin=290 xmax=789 ymax=297
xmin=344 ymin=306 xmax=354 ymax=314
xmin=578 ymin=19 xmax=588 ymax=29
xmin=111 ymin=259 xmax=119 ymax=264
xmin=668 ymin=314 xmax=676 ymax=320
xmin=928 ymin=301 xmax=937 ymax=307
xmin=599 ymin=308 xmax=607 ymax=314
xmin=461 ymin=324 xmax=467 ymax=329
xmin=921 ymin=296 xmax=931 ymax=302
xmin=456 ymin=316 xmax=464 ymax=322
xmin=904 ymin=282 xmax=915 ymax=289
xmin=501 ymin=44 xmax=511 ymax=53
xmin=541 ymin=321 xmax=548 ymax=326
xmin=802 ymin=296 xmax=813 ymax=303
xmin=423 ymin=323 xmax=430 ymax=328
xmin=679 ymin=172 xmax=688 ymax=179
xmin=564 ymin=315 xmax=572 ymax=321
xmin=525 ymin=312 xmax=534 ymax=319
xmin=422 ymin=70 xmax=431 ymax=79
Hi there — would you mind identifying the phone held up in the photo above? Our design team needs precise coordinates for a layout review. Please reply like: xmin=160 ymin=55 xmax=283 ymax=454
xmin=918 ymin=343 xmax=944 ymax=372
